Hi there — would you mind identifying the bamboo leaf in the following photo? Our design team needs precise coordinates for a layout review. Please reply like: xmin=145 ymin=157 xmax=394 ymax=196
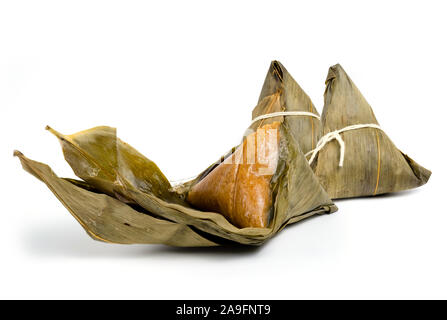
xmin=46 ymin=125 xmax=184 ymax=205
xmin=14 ymin=151 xmax=216 ymax=247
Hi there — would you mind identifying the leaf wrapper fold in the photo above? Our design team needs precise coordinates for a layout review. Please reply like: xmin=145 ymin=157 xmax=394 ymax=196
xmin=14 ymin=151 xmax=216 ymax=247
xmin=45 ymin=125 xmax=184 ymax=205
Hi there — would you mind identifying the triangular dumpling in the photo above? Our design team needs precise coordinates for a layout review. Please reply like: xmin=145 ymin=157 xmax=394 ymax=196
xmin=312 ymin=64 xmax=431 ymax=199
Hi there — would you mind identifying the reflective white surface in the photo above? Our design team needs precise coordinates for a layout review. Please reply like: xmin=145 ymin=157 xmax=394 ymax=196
xmin=0 ymin=0 xmax=445 ymax=299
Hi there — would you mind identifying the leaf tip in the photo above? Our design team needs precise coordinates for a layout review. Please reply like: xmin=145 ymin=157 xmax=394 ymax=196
xmin=13 ymin=150 xmax=23 ymax=158
xmin=45 ymin=125 xmax=64 ymax=139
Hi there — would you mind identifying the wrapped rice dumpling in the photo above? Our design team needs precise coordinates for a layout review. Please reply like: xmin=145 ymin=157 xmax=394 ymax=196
xmin=309 ymin=64 xmax=431 ymax=199
xmin=251 ymin=60 xmax=321 ymax=155
xmin=15 ymin=94 xmax=336 ymax=246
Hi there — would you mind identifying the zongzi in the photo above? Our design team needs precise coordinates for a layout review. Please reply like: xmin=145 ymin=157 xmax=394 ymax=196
xmin=308 ymin=64 xmax=431 ymax=199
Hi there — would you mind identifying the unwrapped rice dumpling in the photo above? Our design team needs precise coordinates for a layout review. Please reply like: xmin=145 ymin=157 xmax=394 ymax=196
xmin=15 ymin=93 xmax=337 ymax=246
xmin=185 ymin=92 xmax=337 ymax=230
xmin=309 ymin=64 xmax=431 ymax=199
xmin=187 ymin=122 xmax=281 ymax=228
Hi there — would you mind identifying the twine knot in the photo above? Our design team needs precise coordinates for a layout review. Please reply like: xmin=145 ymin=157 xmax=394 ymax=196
xmin=305 ymin=123 xmax=382 ymax=167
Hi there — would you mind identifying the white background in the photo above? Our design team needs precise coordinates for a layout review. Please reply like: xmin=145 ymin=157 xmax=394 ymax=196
xmin=1 ymin=0 xmax=446 ymax=299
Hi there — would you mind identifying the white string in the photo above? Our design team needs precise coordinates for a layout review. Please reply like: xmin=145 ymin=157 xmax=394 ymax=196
xmin=305 ymin=123 xmax=382 ymax=167
xmin=250 ymin=111 xmax=320 ymax=126
xmin=169 ymin=175 xmax=198 ymax=185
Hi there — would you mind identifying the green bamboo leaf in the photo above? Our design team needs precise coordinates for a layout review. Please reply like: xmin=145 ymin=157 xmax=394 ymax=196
xmin=46 ymin=125 xmax=184 ymax=204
